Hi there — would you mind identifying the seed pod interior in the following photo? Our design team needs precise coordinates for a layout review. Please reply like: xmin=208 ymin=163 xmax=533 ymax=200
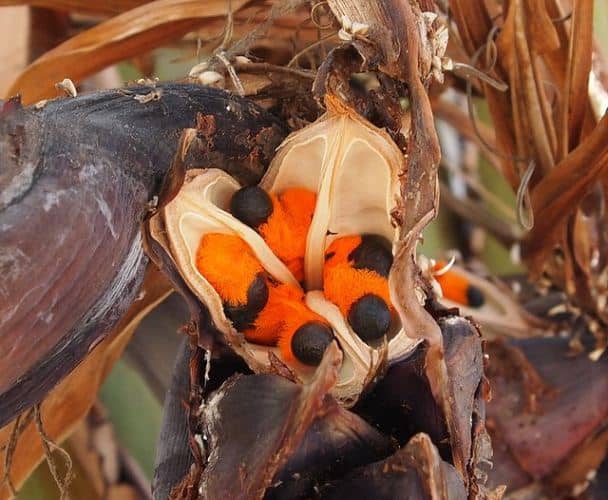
xmin=261 ymin=97 xmax=399 ymax=291
xmin=153 ymin=98 xmax=421 ymax=406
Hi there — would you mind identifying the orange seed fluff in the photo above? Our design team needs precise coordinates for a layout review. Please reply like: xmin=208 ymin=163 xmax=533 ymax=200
xmin=195 ymin=233 xmax=263 ymax=307
xmin=323 ymin=236 xmax=393 ymax=317
xmin=432 ymin=261 xmax=484 ymax=307
xmin=259 ymin=188 xmax=317 ymax=282
xmin=244 ymin=282 xmax=330 ymax=357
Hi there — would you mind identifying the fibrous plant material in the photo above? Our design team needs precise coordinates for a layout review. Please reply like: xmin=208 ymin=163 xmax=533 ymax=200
xmin=446 ymin=0 xmax=608 ymax=347
xmin=438 ymin=0 xmax=608 ymax=494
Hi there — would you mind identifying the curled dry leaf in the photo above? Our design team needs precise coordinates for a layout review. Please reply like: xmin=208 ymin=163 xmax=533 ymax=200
xmin=6 ymin=0 xmax=252 ymax=104
xmin=524 ymin=113 xmax=608 ymax=269
xmin=447 ymin=0 xmax=608 ymax=334
xmin=0 ymin=84 xmax=286 ymax=426
xmin=0 ymin=0 xmax=148 ymax=16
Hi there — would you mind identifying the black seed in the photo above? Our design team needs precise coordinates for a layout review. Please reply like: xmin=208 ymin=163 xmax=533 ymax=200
xmin=348 ymin=294 xmax=391 ymax=342
xmin=349 ymin=234 xmax=393 ymax=277
xmin=291 ymin=321 xmax=334 ymax=366
xmin=246 ymin=273 xmax=269 ymax=314
xmin=466 ymin=286 xmax=485 ymax=308
xmin=224 ymin=273 xmax=269 ymax=330
xmin=230 ymin=186 xmax=273 ymax=229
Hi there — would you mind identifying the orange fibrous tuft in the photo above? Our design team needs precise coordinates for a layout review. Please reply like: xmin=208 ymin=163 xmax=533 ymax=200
xmin=259 ymin=188 xmax=317 ymax=282
xmin=323 ymin=236 xmax=393 ymax=317
xmin=243 ymin=282 xmax=301 ymax=345
xmin=324 ymin=236 xmax=362 ymax=271
xmin=195 ymin=233 xmax=263 ymax=306
xmin=244 ymin=282 xmax=328 ymax=355
xmin=432 ymin=261 xmax=470 ymax=306
xmin=323 ymin=235 xmax=392 ymax=316
xmin=277 ymin=301 xmax=330 ymax=364
xmin=324 ymin=263 xmax=393 ymax=319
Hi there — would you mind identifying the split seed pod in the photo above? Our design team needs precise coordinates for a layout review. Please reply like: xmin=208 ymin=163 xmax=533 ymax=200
xmin=150 ymin=96 xmax=420 ymax=405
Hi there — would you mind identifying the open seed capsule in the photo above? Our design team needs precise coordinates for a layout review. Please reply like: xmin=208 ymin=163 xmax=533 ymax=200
xmin=259 ymin=96 xmax=420 ymax=402
xmin=150 ymin=96 xmax=421 ymax=406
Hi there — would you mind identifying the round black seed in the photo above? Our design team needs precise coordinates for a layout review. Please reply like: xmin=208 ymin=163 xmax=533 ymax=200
xmin=230 ymin=186 xmax=273 ymax=229
xmin=466 ymin=286 xmax=485 ymax=308
xmin=348 ymin=294 xmax=391 ymax=342
xmin=291 ymin=321 xmax=334 ymax=366
xmin=349 ymin=234 xmax=393 ymax=277
xmin=224 ymin=273 xmax=269 ymax=331
xmin=247 ymin=273 xmax=269 ymax=314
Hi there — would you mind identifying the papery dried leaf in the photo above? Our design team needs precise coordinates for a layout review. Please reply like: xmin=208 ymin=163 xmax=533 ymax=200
xmin=571 ymin=187 xmax=607 ymax=282
xmin=0 ymin=7 xmax=27 ymax=96
xmin=448 ymin=0 xmax=493 ymax=57
xmin=495 ymin=1 xmax=559 ymax=168
xmin=0 ymin=84 xmax=286 ymax=426
xmin=512 ymin=1 xmax=555 ymax=176
xmin=524 ymin=0 xmax=559 ymax=55
xmin=0 ymin=0 xmax=147 ymax=15
xmin=6 ymin=0 xmax=251 ymax=104
xmin=560 ymin=0 xmax=594 ymax=157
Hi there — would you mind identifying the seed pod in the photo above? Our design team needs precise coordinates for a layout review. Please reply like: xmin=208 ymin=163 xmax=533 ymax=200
xmin=149 ymin=96 xmax=421 ymax=406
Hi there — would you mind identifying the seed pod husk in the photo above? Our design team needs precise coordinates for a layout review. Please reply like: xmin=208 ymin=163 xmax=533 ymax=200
xmin=150 ymin=96 xmax=421 ymax=406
